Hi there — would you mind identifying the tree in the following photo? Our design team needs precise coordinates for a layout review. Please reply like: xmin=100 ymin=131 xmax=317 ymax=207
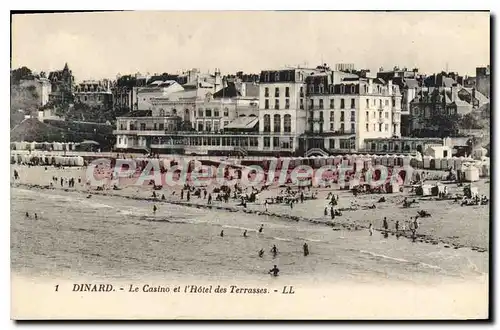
xmin=11 ymin=66 xmax=34 ymax=85
xmin=460 ymin=112 xmax=484 ymax=130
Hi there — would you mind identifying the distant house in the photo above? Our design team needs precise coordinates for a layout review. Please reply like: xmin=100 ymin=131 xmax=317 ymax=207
xmin=424 ymin=145 xmax=452 ymax=158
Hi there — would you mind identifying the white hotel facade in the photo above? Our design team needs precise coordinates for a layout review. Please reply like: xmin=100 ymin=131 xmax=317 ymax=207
xmin=113 ymin=65 xmax=402 ymax=156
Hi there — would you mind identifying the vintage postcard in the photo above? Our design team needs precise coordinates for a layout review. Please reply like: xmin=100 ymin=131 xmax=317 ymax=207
xmin=10 ymin=10 xmax=490 ymax=320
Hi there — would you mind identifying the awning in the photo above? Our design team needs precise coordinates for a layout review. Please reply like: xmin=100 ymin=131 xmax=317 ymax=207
xmin=225 ymin=117 xmax=259 ymax=129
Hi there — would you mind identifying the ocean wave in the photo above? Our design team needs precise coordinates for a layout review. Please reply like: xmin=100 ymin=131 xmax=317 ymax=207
xmin=273 ymin=237 xmax=293 ymax=242
xmin=79 ymin=200 xmax=113 ymax=209
xmin=359 ymin=250 xmax=410 ymax=263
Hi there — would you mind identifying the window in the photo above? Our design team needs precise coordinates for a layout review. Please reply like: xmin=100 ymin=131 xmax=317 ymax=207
xmin=309 ymin=99 xmax=314 ymax=109
xmin=214 ymin=121 xmax=220 ymax=132
xmin=385 ymin=112 xmax=389 ymax=119
xmin=366 ymin=99 xmax=369 ymax=108
xmin=330 ymin=111 xmax=334 ymax=122
xmin=159 ymin=109 xmax=165 ymax=116
xmin=172 ymin=108 xmax=177 ymax=115
xmin=154 ymin=123 xmax=157 ymax=130
xmin=285 ymin=87 xmax=290 ymax=97
xmin=379 ymin=124 xmax=382 ymax=132
xmin=319 ymin=84 xmax=324 ymax=94
xmin=275 ymin=87 xmax=280 ymax=97
xmin=198 ymin=108 xmax=204 ymax=117
xmin=319 ymin=99 xmax=324 ymax=109
xmin=264 ymin=137 xmax=270 ymax=148
xmin=285 ymin=99 xmax=290 ymax=109
xmin=379 ymin=111 xmax=382 ymax=119
xmin=206 ymin=121 xmax=212 ymax=131
xmin=274 ymin=99 xmax=280 ymax=110
xmin=340 ymin=99 xmax=345 ymax=109
xmin=351 ymin=98 xmax=355 ymax=108
xmin=319 ymin=111 xmax=324 ymax=121
xmin=205 ymin=109 xmax=212 ymax=117
xmin=340 ymin=123 xmax=345 ymax=133
xmin=330 ymin=99 xmax=334 ymax=109
xmin=366 ymin=123 xmax=369 ymax=132
xmin=224 ymin=120 xmax=229 ymax=127
xmin=159 ymin=123 xmax=164 ymax=130
xmin=351 ymin=111 xmax=355 ymax=122
xmin=264 ymin=87 xmax=269 ymax=97
xmin=365 ymin=111 xmax=369 ymax=121
xmin=263 ymin=114 xmax=271 ymax=132
xmin=214 ymin=108 xmax=220 ymax=117
xmin=385 ymin=100 xmax=389 ymax=106
xmin=340 ymin=85 xmax=345 ymax=94
xmin=140 ymin=123 xmax=146 ymax=130
xmin=118 ymin=137 xmax=122 ymax=144
xmin=330 ymin=122 xmax=335 ymax=131
xmin=309 ymin=85 xmax=314 ymax=93
xmin=379 ymin=99 xmax=382 ymax=108
xmin=351 ymin=123 xmax=355 ymax=132
xmin=340 ymin=111 xmax=345 ymax=122
xmin=265 ymin=72 xmax=270 ymax=82
xmin=300 ymin=99 xmax=304 ymax=109
xmin=385 ymin=124 xmax=389 ymax=132
xmin=273 ymin=114 xmax=281 ymax=132
xmin=351 ymin=85 xmax=355 ymax=93
xmin=275 ymin=72 xmax=280 ymax=81
xmin=329 ymin=139 xmax=335 ymax=149
xmin=273 ymin=137 xmax=279 ymax=148
xmin=224 ymin=107 xmax=229 ymax=116
xmin=265 ymin=99 xmax=269 ymax=109
xmin=373 ymin=124 xmax=376 ymax=131
xmin=284 ymin=114 xmax=291 ymax=132
xmin=392 ymin=99 xmax=396 ymax=107
xmin=300 ymin=87 xmax=304 ymax=97
xmin=339 ymin=139 xmax=350 ymax=149
xmin=197 ymin=122 xmax=204 ymax=131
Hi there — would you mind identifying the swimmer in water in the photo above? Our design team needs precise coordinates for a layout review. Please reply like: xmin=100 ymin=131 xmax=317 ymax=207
xmin=269 ymin=265 xmax=280 ymax=277
xmin=153 ymin=205 xmax=157 ymax=213
xmin=25 ymin=212 xmax=29 ymax=218
xmin=220 ymin=230 xmax=224 ymax=237
xmin=258 ymin=224 xmax=264 ymax=233
xmin=271 ymin=245 xmax=278 ymax=256
xmin=258 ymin=249 xmax=264 ymax=258
xmin=34 ymin=213 xmax=38 ymax=220
xmin=243 ymin=230 xmax=248 ymax=238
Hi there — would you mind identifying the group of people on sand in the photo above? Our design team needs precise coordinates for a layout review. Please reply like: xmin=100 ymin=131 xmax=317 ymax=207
xmin=218 ymin=223 xmax=310 ymax=276
xmin=25 ymin=212 xmax=38 ymax=220
xmin=368 ymin=216 xmax=420 ymax=241
xmin=51 ymin=176 xmax=80 ymax=188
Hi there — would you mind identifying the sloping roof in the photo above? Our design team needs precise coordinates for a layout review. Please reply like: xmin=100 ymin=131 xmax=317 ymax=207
xmin=224 ymin=116 xmax=259 ymax=129
xmin=122 ymin=110 xmax=152 ymax=117
xmin=213 ymin=83 xmax=241 ymax=98
xmin=404 ymin=78 xmax=419 ymax=89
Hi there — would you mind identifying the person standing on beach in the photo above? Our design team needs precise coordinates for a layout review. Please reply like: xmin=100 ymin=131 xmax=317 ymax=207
xmin=258 ymin=249 xmax=264 ymax=258
xmin=369 ymin=223 xmax=374 ymax=236
xmin=271 ymin=245 xmax=278 ymax=257
xmin=204 ymin=189 xmax=207 ymax=199
xmin=187 ymin=190 xmax=190 ymax=202
xmin=181 ymin=189 xmax=184 ymax=200
xmin=265 ymin=200 xmax=268 ymax=212
xmin=259 ymin=224 xmax=264 ymax=233
xmin=330 ymin=206 xmax=335 ymax=220
xmin=60 ymin=178 xmax=63 ymax=187
xmin=300 ymin=192 xmax=304 ymax=203
xmin=220 ymin=230 xmax=224 ymax=237
xmin=290 ymin=200 xmax=293 ymax=209
xmin=243 ymin=230 xmax=248 ymax=238
xmin=208 ymin=193 xmax=212 ymax=205
xmin=395 ymin=220 xmax=400 ymax=233
xmin=324 ymin=206 xmax=328 ymax=216
xmin=383 ymin=217 xmax=388 ymax=232
xmin=303 ymin=243 xmax=309 ymax=256
xmin=153 ymin=205 xmax=157 ymax=214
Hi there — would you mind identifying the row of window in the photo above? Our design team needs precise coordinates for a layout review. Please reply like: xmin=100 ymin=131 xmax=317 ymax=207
xmin=263 ymin=137 xmax=294 ymax=149
xmin=364 ymin=111 xmax=390 ymax=121
xmin=262 ymin=114 xmax=292 ymax=133
xmin=313 ymin=122 xmax=391 ymax=133
xmin=187 ymin=136 xmax=259 ymax=147
xmin=264 ymin=87 xmax=291 ymax=98
xmin=264 ymin=98 xmax=291 ymax=110
xmin=263 ymin=98 xmax=395 ymax=110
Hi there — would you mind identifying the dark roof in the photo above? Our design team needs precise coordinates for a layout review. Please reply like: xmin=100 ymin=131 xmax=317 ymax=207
xmin=213 ymin=83 xmax=241 ymax=98
xmin=122 ymin=110 xmax=152 ymax=117
xmin=260 ymin=69 xmax=296 ymax=83
xmin=404 ymin=79 xmax=419 ymax=89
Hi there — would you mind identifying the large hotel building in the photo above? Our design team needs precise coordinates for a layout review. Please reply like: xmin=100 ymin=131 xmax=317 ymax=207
xmin=113 ymin=65 xmax=406 ymax=156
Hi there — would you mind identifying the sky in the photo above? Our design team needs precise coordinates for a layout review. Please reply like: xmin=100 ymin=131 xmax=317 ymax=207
xmin=11 ymin=11 xmax=490 ymax=82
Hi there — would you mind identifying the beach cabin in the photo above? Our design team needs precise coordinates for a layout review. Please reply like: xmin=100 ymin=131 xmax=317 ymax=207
xmin=416 ymin=184 xmax=433 ymax=197
xmin=424 ymin=145 xmax=452 ymax=159
xmin=462 ymin=164 xmax=480 ymax=182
